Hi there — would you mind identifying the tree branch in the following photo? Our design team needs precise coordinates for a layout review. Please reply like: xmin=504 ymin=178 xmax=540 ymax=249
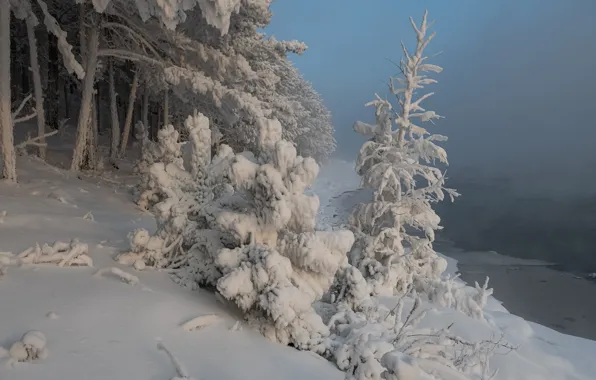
xmin=16 ymin=129 xmax=58 ymax=149
xmin=98 ymin=48 xmax=164 ymax=66
xmin=11 ymin=94 xmax=33 ymax=120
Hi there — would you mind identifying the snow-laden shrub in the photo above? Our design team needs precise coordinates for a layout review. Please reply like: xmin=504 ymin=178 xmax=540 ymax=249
xmin=135 ymin=121 xmax=185 ymax=211
xmin=180 ymin=118 xmax=355 ymax=351
xmin=422 ymin=274 xmax=494 ymax=320
xmin=119 ymin=111 xmax=235 ymax=268
xmin=324 ymin=264 xmax=509 ymax=380
xmin=349 ymin=11 xmax=460 ymax=299
xmin=8 ymin=331 xmax=48 ymax=363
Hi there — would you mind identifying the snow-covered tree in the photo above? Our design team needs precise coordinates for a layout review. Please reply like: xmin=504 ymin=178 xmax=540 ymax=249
xmin=0 ymin=0 xmax=14 ymax=181
xmin=120 ymin=110 xmax=354 ymax=351
xmin=349 ymin=11 xmax=459 ymax=298
xmin=118 ymin=111 xmax=225 ymax=268
xmin=197 ymin=119 xmax=353 ymax=350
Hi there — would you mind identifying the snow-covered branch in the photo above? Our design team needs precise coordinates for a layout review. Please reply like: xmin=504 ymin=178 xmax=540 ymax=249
xmin=35 ymin=0 xmax=85 ymax=79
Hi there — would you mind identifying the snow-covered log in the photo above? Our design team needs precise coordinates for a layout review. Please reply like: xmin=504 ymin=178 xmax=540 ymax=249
xmin=17 ymin=239 xmax=93 ymax=267
xmin=94 ymin=267 xmax=139 ymax=285
xmin=157 ymin=341 xmax=197 ymax=380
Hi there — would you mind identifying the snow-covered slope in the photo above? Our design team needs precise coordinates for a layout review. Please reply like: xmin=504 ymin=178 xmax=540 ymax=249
xmin=0 ymin=156 xmax=340 ymax=380
xmin=0 ymin=156 xmax=595 ymax=380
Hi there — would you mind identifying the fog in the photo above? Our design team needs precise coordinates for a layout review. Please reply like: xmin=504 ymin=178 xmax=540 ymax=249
xmin=269 ymin=0 xmax=596 ymax=272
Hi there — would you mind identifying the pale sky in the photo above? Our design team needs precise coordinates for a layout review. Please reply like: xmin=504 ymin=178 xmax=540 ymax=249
xmin=267 ymin=0 xmax=596 ymax=195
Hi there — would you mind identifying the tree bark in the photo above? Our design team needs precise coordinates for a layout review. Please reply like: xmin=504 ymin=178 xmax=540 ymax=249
xmin=86 ymin=94 xmax=98 ymax=169
xmin=119 ymin=70 xmax=139 ymax=157
xmin=163 ymin=88 xmax=169 ymax=127
xmin=142 ymin=88 xmax=149 ymax=129
xmin=0 ymin=0 xmax=16 ymax=182
xmin=109 ymin=60 xmax=119 ymax=160
xmin=70 ymin=26 xmax=99 ymax=171
xmin=26 ymin=15 xmax=47 ymax=160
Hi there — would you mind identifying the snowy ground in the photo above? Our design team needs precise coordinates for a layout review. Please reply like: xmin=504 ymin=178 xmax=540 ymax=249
xmin=1 ymin=156 xmax=596 ymax=379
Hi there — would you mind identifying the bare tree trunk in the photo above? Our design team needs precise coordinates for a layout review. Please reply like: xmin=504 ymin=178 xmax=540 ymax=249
xmin=109 ymin=60 xmax=119 ymax=160
xmin=119 ymin=70 xmax=139 ymax=157
xmin=70 ymin=26 xmax=99 ymax=171
xmin=163 ymin=89 xmax=169 ymax=126
xmin=26 ymin=16 xmax=47 ymax=160
xmin=37 ymin=4 xmax=49 ymax=121
xmin=87 ymin=94 xmax=98 ymax=169
xmin=0 ymin=0 xmax=16 ymax=182
xmin=142 ymin=88 xmax=149 ymax=129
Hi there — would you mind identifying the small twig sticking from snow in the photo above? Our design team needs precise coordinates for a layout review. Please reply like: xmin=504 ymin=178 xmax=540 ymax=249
xmin=157 ymin=341 xmax=197 ymax=380
xmin=94 ymin=267 xmax=139 ymax=285
xmin=181 ymin=315 xmax=222 ymax=332
xmin=46 ymin=312 xmax=59 ymax=320
xmin=229 ymin=321 xmax=242 ymax=332
xmin=384 ymin=284 xmax=413 ymax=321
xmin=83 ymin=211 xmax=95 ymax=221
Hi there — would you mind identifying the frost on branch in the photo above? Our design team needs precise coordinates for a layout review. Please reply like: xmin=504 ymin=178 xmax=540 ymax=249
xmin=92 ymin=0 xmax=269 ymax=35
xmin=16 ymin=239 xmax=93 ymax=267
xmin=36 ymin=0 xmax=85 ymax=79
xmin=349 ymin=10 xmax=459 ymax=298
xmin=422 ymin=275 xmax=494 ymax=320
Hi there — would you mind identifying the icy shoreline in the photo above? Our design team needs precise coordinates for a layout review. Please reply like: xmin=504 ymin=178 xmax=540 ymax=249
xmin=316 ymin=158 xmax=596 ymax=342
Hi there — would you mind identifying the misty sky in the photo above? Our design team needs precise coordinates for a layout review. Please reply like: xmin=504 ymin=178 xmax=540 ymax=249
xmin=267 ymin=0 xmax=596 ymax=195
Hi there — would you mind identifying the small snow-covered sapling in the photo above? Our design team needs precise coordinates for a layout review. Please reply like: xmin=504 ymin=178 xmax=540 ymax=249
xmin=8 ymin=330 xmax=48 ymax=363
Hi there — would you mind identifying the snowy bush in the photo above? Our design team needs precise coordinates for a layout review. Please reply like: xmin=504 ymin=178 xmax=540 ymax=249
xmin=126 ymin=111 xmax=354 ymax=350
xmin=176 ymin=118 xmax=355 ymax=351
xmin=135 ymin=122 xmax=185 ymax=211
xmin=119 ymin=111 xmax=234 ymax=269
xmin=7 ymin=330 xmax=48 ymax=363
xmin=323 ymin=264 xmax=510 ymax=380
xmin=349 ymin=11 xmax=460 ymax=299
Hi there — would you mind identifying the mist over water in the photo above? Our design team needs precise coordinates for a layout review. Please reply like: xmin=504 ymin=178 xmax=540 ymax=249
xmin=301 ymin=1 xmax=596 ymax=273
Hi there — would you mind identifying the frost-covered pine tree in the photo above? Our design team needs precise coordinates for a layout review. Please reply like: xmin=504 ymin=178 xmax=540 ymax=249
xmin=119 ymin=111 xmax=229 ymax=268
xmin=350 ymin=11 xmax=459 ymax=297
xmin=184 ymin=118 xmax=354 ymax=351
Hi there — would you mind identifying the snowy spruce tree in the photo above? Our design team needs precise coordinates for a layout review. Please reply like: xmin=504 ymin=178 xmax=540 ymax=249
xmin=320 ymin=14 xmax=506 ymax=380
xmin=201 ymin=118 xmax=353 ymax=350
xmin=349 ymin=11 xmax=458 ymax=298
xmin=118 ymin=110 xmax=232 ymax=269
